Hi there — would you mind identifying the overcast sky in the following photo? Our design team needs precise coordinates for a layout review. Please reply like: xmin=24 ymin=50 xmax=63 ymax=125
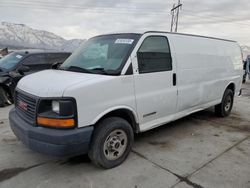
xmin=1 ymin=0 xmax=250 ymax=45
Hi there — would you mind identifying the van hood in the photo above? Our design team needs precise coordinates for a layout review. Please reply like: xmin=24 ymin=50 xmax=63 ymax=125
xmin=17 ymin=70 xmax=103 ymax=97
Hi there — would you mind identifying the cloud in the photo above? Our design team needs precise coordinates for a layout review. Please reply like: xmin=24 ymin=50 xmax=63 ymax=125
xmin=0 ymin=0 xmax=250 ymax=45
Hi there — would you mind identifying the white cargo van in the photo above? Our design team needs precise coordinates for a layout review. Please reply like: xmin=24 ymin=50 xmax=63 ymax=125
xmin=9 ymin=32 xmax=243 ymax=168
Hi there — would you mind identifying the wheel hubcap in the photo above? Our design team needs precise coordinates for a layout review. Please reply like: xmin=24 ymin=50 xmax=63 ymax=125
xmin=224 ymin=96 xmax=232 ymax=112
xmin=103 ymin=129 xmax=128 ymax=161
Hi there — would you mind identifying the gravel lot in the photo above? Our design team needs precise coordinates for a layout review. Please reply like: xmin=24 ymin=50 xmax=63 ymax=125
xmin=0 ymin=83 xmax=249 ymax=188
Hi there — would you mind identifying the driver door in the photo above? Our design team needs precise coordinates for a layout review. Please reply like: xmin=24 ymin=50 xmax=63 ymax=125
xmin=132 ymin=35 xmax=178 ymax=131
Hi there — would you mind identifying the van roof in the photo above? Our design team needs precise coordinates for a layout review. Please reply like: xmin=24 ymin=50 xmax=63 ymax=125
xmin=144 ymin=31 xmax=236 ymax=43
xmin=94 ymin=31 xmax=236 ymax=43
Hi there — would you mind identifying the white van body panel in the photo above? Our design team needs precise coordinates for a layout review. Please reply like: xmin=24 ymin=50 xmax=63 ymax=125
xmin=63 ymin=75 xmax=138 ymax=127
xmin=18 ymin=71 xmax=138 ymax=128
xmin=168 ymin=33 xmax=242 ymax=113
xmin=16 ymin=32 xmax=243 ymax=132
xmin=18 ymin=70 xmax=102 ymax=97
xmin=128 ymin=32 xmax=242 ymax=131
xmin=130 ymin=33 xmax=178 ymax=131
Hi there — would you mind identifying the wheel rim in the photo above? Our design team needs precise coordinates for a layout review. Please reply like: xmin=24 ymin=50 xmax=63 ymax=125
xmin=103 ymin=129 xmax=128 ymax=161
xmin=224 ymin=95 xmax=232 ymax=112
xmin=0 ymin=88 xmax=12 ymax=105
xmin=5 ymin=92 xmax=12 ymax=104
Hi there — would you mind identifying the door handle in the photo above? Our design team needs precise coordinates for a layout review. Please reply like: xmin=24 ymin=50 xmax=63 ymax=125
xmin=173 ymin=73 xmax=177 ymax=86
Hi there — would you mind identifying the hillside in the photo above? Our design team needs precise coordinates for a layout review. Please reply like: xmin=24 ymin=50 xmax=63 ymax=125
xmin=0 ymin=22 xmax=85 ymax=52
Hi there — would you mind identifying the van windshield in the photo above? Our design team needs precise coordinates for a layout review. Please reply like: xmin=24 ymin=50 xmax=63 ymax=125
xmin=60 ymin=34 xmax=140 ymax=75
xmin=0 ymin=52 xmax=24 ymax=71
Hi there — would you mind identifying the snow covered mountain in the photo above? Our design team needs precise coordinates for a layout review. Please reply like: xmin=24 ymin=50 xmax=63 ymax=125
xmin=61 ymin=39 xmax=86 ymax=52
xmin=1 ymin=21 xmax=249 ymax=57
xmin=0 ymin=22 xmax=85 ymax=52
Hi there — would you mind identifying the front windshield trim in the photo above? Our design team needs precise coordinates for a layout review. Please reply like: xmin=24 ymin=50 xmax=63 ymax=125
xmin=61 ymin=33 xmax=142 ymax=76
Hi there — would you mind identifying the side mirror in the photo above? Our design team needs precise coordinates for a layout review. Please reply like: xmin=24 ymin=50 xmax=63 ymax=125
xmin=51 ymin=62 xmax=62 ymax=70
xmin=17 ymin=65 xmax=30 ymax=75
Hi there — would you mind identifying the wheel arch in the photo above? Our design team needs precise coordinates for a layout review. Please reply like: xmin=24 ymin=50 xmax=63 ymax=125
xmin=225 ymin=82 xmax=235 ymax=95
xmin=92 ymin=106 xmax=140 ymax=133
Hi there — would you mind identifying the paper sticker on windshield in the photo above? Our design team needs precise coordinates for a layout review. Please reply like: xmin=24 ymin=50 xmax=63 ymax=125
xmin=115 ymin=39 xmax=134 ymax=44
xmin=16 ymin=55 xmax=23 ymax=59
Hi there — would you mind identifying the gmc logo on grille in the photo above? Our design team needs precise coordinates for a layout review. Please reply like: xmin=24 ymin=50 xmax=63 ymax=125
xmin=18 ymin=101 xmax=28 ymax=111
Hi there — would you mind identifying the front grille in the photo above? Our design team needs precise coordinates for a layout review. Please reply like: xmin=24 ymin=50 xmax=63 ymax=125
xmin=15 ymin=90 xmax=38 ymax=125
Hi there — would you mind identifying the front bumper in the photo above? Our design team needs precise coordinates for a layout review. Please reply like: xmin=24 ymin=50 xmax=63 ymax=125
xmin=9 ymin=108 xmax=93 ymax=157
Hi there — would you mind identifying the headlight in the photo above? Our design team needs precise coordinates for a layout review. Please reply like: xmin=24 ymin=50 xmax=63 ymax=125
xmin=52 ymin=100 xmax=60 ymax=114
xmin=37 ymin=98 xmax=77 ymax=129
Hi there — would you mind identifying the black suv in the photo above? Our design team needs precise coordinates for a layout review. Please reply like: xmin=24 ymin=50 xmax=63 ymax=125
xmin=0 ymin=50 xmax=71 ymax=107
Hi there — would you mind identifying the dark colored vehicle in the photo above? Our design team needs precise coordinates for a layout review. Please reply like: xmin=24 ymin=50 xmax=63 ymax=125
xmin=243 ymin=60 xmax=247 ymax=83
xmin=243 ymin=55 xmax=250 ymax=83
xmin=0 ymin=50 xmax=71 ymax=107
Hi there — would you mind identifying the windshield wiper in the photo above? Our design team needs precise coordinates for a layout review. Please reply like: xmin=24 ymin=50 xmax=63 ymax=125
xmin=60 ymin=66 xmax=94 ymax=74
xmin=90 ymin=68 xmax=118 ymax=75
xmin=59 ymin=66 xmax=118 ymax=75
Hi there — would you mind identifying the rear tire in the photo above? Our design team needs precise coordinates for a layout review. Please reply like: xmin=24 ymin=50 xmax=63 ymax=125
xmin=215 ymin=89 xmax=234 ymax=117
xmin=88 ymin=117 xmax=134 ymax=169
xmin=0 ymin=87 xmax=12 ymax=107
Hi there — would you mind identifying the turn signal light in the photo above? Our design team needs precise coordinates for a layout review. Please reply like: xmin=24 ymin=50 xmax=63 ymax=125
xmin=37 ymin=117 xmax=75 ymax=128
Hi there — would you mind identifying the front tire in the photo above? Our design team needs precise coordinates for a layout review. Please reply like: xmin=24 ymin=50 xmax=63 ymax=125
xmin=215 ymin=89 xmax=234 ymax=117
xmin=88 ymin=117 xmax=134 ymax=169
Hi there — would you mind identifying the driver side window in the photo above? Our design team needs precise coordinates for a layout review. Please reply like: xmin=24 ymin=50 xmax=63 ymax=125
xmin=137 ymin=36 xmax=172 ymax=74
xmin=22 ymin=54 xmax=46 ymax=66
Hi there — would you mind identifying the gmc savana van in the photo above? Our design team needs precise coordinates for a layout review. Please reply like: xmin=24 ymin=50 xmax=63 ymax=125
xmin=9 ymin=32 xmax=243 ymax=168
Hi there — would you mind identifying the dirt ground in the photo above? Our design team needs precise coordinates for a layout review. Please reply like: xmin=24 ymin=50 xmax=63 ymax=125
xmin=0 ymin=82 xmax=249 ymax=188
